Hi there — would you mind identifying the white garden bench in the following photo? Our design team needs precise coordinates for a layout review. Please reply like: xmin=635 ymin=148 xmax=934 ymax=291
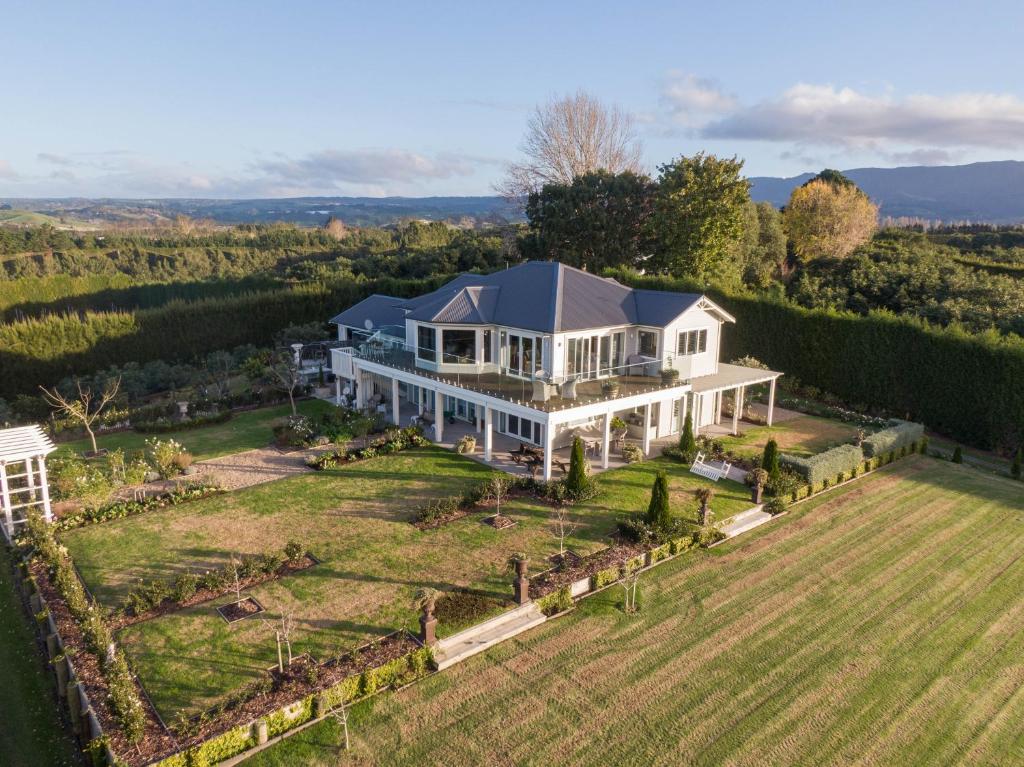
xmin=689 ymin=451 xmax=732 ymax=482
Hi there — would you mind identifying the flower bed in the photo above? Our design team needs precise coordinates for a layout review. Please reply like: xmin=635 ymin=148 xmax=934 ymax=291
xmin=113 ymin=546 xmax=317 ymax=629
xmin=528 ymin=542 xmax=647 ymax=599
xmin=52 ymin=482 xmax=222 ymax=532
xmin=307 ymin=426 xmax=428 ymax=469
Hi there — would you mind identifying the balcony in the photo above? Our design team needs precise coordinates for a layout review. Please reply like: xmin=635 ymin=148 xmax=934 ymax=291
xmin=331 ymin=340 xmax=688 ymax=413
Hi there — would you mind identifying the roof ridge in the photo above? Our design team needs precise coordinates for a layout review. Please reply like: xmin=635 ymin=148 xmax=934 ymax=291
xmin=551 ymin=262 xmax=563 ymax=332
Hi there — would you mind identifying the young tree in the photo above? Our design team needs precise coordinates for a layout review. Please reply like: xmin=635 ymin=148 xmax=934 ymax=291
xmin=649 ymin=152 xmax=751 ymax=282
xmin=762 ymin=438 xmax=781 ymax=480
xmin=619 ymin=566 xmax=640 ymax=614
xmin=329 ymin=701 xmax=351 ymax=752
xmin=497 ymin=90 xmax=643 ymax=200
xmin=679 ymin=412 xmax=697 ymax=461
xmin=524 ymin=170 xmax=655 ymax=271
xmin=549 ymin=506 xmax=579 ymax=559
xmin=645 ymin=471 xmax=671 ymax=532
xmin=565 ymin=437 xmax=589 ymax=497
xmin=40 ymin=376 xmax=121 ymax=454
xmin=784 ymin=173 xmax=878 ymax=262
xmin=266 ymin=350 xmax=302 ymax=416
xmin=279 ymin=613 xmax=296 ymax=666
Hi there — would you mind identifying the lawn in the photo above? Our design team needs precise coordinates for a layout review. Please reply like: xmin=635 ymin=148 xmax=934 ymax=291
xmin=715 ymin=413 xmax=860 ymax=459
xmin=61 ymin=449 xmax=749 ymax=720
xmin=57 ymin=399 xmax=336 ymax=461
xmin=245 ymin=456 xmax=1024 ymax=766
xmin=0 ymin=546 xmax=80 ymax=767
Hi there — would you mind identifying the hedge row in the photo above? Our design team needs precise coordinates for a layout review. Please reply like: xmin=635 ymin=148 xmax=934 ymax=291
xmin=616 ymin=272 xmax=1024 ymax=451
xmin=780 ymin=444 xmax=866 ymax=487
xmin=0 ymin=274 xmax=450 ymax=400
xmin=862 ymin=420 xmax=926 ymax=458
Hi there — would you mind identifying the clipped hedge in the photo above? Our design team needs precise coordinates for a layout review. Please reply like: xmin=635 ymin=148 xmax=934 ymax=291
xmin=780 ymin=444 xmax=865 ymax=488
xmin=862 ymin=420 xmax=925 ymax=458
xmin=536 ymin=586 xmax=573 ymax=616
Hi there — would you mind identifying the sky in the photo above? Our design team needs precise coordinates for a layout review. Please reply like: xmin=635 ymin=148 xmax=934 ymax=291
xmin=2 ymin=0 xmax=1024 ymax=199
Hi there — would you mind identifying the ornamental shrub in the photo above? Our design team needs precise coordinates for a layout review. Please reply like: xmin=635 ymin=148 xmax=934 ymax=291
xmin=780 ymin=444 xmax=864 ymax=487
xmin=679 ymin=412 xmax=697 ymax=461
xmin=861 ymin=419 xmax=925 ymax=458
xmin=952 ymin=445 xmax=963 ymax=464
xmin=762 ymin=438 xmax=781 ymax=479
xmin=536 ymin=586 xmax=573 ymax=616
xmin=645 ymin=472 xmax=671 ymax=532
xmin=566 ymin=437 xmax=588 ymax=494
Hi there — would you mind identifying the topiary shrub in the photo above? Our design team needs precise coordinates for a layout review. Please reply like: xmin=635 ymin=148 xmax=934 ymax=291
xmin=645 ymin=472 xmax=671 ymax=532
xmin=762 ymin=438 xmax=781 ymax=479
xmin=1012 ymin=448 xmax=1021 ymax=480
xmin=679 ymin=412 xmax=697 ymax=462
xmin=952 ymin=446 xmax=963 ymax=464
xmin=565 ymin=437 xmax=588 ymax=494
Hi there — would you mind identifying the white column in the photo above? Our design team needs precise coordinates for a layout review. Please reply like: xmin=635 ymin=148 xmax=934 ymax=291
xmin=476 ymin=406 xmax=483 ymax=433
xmin=37 ymin=456 xmax=52 ymax=523
xmin=354 ymin=366 xmax=365 ymax=409
xmin=642 ymin=403 xmax=652 ymax=456
xmin=542 ymin=421 xmax=554 ymax=481
xmin=602 ymin=408 xmax=611 ymax=470
xmin=334 ymin=379 xmax=341 ymax=406
xmin=767 ymin=378 xmax=776 ymax=427
xmin=435 ymin=391 xmax=444 ymax=442
xmin=693 ymin=394 xmax=701 ymax=436
xmin=715 ymin=392 xmax=723 ymax=425
xmin=732 ymin=386 xmax=743 ymax=436
xmin=0 ymin=462 xmax=11 ymax=536
xmin=391 ymin=378 xmax=400 ymax=426
xmin=484 ymin=407 xmax=493 ymax=461
xmin=25 ymin=457 xmax=36 ymax=501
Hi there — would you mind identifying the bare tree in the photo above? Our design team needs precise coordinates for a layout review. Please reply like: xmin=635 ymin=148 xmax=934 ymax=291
xmin=497 ymin=90 xmax=644 ymax=200
xmin=266 ymin=350 xmax=302 ymax=416
xmin=549 ymin=507 xmax=578 ymax=560
xmin=40 ymin=377 xmax=121 ymax=454
xmin=230 ymin=554 xmax=243 ymax=604
xmin=329 ymin=701 xmax=351 ymax=752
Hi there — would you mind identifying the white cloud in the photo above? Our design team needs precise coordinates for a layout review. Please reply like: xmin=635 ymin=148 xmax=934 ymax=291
xmin=702 ymin=84 xmax=1024 ymax=150
xmin=661 ymin=71 xmax=736 ymax=126
xmin=254 ymin=148 xmax=485 ymax=188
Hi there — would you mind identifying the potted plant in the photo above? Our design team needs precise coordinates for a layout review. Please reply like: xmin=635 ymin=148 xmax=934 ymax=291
xmin=506 ymin=553 xmax=530 ymax=605
xmin=601 ymin=379 xmax=620 ymax=397
xmin=412 ymin=587 xmax=441 ymax=646
xmin=660 ymin=367 xmax=680 ymax=385
xmin=456 ymin=435 xmax=476 ymax=454
xmin=749 ymin=468 xmax=768 ymax=504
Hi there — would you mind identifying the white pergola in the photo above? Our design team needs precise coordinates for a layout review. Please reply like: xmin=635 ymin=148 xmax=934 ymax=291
xmin=0 ymin=425 xmax=56 ymax=540
xmin=690 ymin=363 xmax=783 ymax=436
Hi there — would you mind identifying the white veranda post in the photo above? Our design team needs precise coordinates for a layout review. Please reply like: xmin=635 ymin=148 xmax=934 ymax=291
xmin=0 ymin=425 xmax=57 ymax=540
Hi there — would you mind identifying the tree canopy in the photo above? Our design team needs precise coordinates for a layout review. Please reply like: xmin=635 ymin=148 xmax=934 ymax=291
xmin=784 ymin=175 xmax=878 ymax=262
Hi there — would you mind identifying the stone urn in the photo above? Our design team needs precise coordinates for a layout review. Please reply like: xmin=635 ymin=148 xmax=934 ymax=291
xmin=751 ymin=484 xmax=763 ymax=504
xmin=512 ymin=557 xmax=530 ymax=605
xmin=176 ymin=401 xmax=190 ymax=421
xmin=419 ymin=604 xmax=438 ymax=647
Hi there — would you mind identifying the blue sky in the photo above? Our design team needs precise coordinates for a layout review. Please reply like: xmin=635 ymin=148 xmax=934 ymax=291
xmin=2 ymin=0 xmax=1023 ymax=198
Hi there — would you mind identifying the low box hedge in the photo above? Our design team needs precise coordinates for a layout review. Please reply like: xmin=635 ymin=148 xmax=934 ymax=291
xmin=780 ymin=444 xmax=864 ymax=488
xmin=862 ymin=420 xmax=925 ymax=458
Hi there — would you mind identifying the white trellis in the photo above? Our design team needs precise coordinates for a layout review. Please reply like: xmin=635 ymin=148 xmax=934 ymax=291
xmin=0 ymin=425 xmax=56 ymax=541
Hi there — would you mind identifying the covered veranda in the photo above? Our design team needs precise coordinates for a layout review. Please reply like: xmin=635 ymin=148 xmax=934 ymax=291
xmin=689 ymin=363 xmax=783 ymax=437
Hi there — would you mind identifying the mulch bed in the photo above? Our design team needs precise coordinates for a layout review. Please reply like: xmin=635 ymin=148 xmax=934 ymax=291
xmin=217 ymin=596 xmax=264 ymax=623
xmin=159 ymin=631 xmax=421 ymax=761
xmin=529 ymin=541 xmax=647 ymax=599
xmin=27 ymin=560 xmax=176 ymax=767
xmin=483 ymin=514 xmax=518 ymax=530
xmin=548 ymin=550 xmax=583 ymax=568
xmin=111 ymin=554 xmax=318 ymax=630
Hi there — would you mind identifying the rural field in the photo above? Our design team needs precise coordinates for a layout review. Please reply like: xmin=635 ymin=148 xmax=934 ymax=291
xmin=61 ymin=447 xmax=750 ymax=719
xmin=245 ymin=456 xmax=1024 ymax=766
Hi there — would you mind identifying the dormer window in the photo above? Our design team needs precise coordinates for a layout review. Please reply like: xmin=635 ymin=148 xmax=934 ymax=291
xmin=677 ymin=329 xmax=707 ymax=356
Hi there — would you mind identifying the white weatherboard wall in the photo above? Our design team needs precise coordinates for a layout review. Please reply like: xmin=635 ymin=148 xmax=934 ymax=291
xmin=663 ymin=305 xmax=722 ymax=380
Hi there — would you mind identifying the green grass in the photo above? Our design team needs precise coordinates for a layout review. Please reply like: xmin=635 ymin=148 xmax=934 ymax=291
xmin=57 ymin=399 xmax=335 ymax=461
xmin=245 ymin=456 xmax=1024 ymax=766
xmin=61 ymin=450 xmax=748 ymax=720
xmin=715 ymin=414 xmax=859 ymax=459
xmin=0 ymin=547 xmax=80 ymax=767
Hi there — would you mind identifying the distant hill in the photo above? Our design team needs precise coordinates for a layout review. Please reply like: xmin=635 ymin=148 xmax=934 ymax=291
xmin=0 ymin=196 xmax=523 ymax=229
xmin=749 ymin=160 xmax=1024 ymax=223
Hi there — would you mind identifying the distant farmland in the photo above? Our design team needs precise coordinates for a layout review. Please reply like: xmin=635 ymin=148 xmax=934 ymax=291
xmin=248 ymin=456 xmax=1024 ymax=767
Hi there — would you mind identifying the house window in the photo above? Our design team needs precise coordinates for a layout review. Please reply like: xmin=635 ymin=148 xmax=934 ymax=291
xmin=639 ymin=331 xmax=658 ymax=358
xmin=483 ymin=330 xmax=492 ymax=363
xmin=677 ymin=329 xmax=708 ymax=356
xmin=442 ymin=329 xmax=476 ymax=364
xmin=417 ymin=325 xmax=436 ymax=362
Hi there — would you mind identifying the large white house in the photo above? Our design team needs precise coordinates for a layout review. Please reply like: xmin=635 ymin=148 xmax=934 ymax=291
xmin=328 ymin=261 xmax=781 ymax=479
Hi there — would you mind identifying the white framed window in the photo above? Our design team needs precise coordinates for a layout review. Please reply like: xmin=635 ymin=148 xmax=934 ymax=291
xmin=677 ymin=329 xmax=707 ymax=356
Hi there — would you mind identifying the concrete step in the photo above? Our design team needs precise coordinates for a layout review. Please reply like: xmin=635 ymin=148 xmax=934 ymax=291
xmin=434 ymin=602 xmax=546 ymax=670
xmin=720 ymin=507 xmax=773 ymax=538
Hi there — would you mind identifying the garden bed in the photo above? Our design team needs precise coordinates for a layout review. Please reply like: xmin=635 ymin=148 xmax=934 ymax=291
xmin=217 ymin=596 xmax=265 ymax=623
xmin=112 ymin=552 xmax=318 ymax=629
xmin=529 ymin=541 xmax=647 ymax=599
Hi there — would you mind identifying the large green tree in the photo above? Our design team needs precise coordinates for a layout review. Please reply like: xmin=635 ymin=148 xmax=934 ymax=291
xmin=524 ymin=170 xmax=655 ymax=271
xmin=649 ymin=152 xmax=751 ymax=282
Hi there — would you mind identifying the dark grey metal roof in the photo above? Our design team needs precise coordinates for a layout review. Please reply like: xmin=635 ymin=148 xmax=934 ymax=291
xmin=329 ymin=294 xmax=409 ymax=331
xmin=331 ymin=262 xmax=714 ymax=334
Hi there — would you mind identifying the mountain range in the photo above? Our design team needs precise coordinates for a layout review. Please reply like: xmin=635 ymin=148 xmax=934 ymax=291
xmin=748 ymin=160 xmax=1024 ymax=223
xmin=4 ymin=161 xmax=1024 ymax=227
